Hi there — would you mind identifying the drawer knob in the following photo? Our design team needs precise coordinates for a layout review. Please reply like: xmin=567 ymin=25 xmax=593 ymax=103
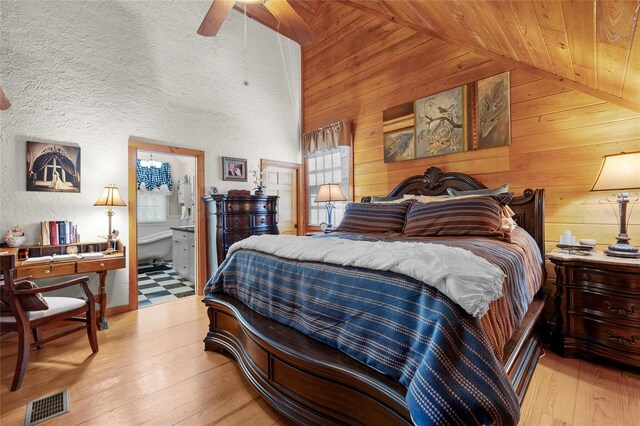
xmin=604 ymin=301 xmax=638 ymax=318
xmin=605 ymin=329 xmax=639 ymax=346
xmin=580 ymin=272 xmax=591 ymax=281
xmin=100 ymin=262 xmax=105 ymax=267
xmin=263 ymin=205 xmax=266 ymax=208
xmin=259 ymin=217 xmax=266 ymax=224
xmin=234 ymin=219 xmax=241 ymax=226
xmin=44 ymin=269 xmax=50 ymax=274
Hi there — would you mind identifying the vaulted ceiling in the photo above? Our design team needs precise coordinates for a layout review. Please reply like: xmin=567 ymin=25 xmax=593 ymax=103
xmin=241 ymin=0 xmax=640 ymax=113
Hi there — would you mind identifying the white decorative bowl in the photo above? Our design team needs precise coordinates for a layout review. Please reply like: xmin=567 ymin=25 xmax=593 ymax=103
xmin=578 ymin=239 xmax=596 ymax=247
xmin=4 ymin=234 xmax=26 ymax=247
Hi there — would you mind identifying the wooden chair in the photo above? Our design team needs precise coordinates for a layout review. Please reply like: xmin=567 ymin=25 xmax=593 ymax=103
xmin=0 ymin=255 xmax=99 ymax=391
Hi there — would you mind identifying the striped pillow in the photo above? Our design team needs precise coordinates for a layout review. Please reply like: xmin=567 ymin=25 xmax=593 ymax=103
xmin=336 ymin=201 xmax=411 ymax=233
xmin=403 ymin=196 xmax=507 ymax=238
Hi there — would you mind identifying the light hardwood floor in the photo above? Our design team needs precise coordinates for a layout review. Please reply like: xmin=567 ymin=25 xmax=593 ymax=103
xmin=1 ymin=296 xmax=638 ymax=425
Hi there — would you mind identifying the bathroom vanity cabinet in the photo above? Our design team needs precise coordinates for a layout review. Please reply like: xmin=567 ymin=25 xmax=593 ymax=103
xmin=171 ymin=227 xmax=195 ymax=282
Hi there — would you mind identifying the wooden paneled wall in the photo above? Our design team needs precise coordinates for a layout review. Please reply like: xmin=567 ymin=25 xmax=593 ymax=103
xmin=303 ymin=2 xmax=640 ymax=264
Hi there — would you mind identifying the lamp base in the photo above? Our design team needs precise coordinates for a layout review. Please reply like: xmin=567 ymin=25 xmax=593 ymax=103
xmin=604 ymin=238 xmax=640 ymax=259
xmin=604 ymin=247 xmax=640 ymax=258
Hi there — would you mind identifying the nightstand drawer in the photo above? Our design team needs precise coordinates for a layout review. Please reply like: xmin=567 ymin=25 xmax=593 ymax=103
xmin=570 ymin=315 xmax=640 ymax=354
xmin=570 ymin=289 xmax=640 ymax=324
xmin=570 ymin=267 xmax=640 ymax=290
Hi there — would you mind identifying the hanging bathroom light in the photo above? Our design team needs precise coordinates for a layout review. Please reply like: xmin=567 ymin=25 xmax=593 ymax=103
xmin=139 ymin=153 xmax=162 ymax=168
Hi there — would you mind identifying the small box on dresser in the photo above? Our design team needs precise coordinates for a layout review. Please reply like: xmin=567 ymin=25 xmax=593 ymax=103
xmin=547 ymin=251 xmax=640 ymax=367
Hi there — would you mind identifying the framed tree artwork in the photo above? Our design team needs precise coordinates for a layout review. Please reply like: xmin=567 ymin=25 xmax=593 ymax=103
xmin=26 ymin=141 xmax=81 ymax=192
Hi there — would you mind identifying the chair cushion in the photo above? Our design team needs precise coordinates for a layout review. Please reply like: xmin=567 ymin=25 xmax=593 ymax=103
xmin=0 ymin=297 xmax=86 ymax=323
xmin=0 ymin=281 xmax=49 ymax=315
xmin=28 ymin=297 xmax=86 ymax=320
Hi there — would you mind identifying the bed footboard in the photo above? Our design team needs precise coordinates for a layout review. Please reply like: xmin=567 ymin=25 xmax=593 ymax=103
xmin=204 ymin=294 xmax=411 ymax=426
xmin=204 ymin=289 xmax=548 ymax=425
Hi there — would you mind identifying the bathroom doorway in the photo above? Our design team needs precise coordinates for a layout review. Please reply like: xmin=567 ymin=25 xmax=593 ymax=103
xmin=127 ymin=140 xmax=205 ymax=310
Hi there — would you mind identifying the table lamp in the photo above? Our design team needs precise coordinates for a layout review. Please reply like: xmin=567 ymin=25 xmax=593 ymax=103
xmin=591 ymin=151 xmax=640 ymax=258
xmin=94 ymin=184 xmax=127 ymax=254
xmin=315 ymin=183 xmax=347 ymax=231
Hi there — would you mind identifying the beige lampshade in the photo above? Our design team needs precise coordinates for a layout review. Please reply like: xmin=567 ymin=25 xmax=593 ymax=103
xmin=591 ymin=151 xmax=640 ymax=191
xmin=94 ymin=185 xmax=127 ymax=207
xmin=315 ymin=184 xmax=347 ymax=203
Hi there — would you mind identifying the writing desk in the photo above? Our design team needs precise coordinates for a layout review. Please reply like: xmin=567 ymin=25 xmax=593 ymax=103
xmin=5 ymin=241 xmax=126 ymax=330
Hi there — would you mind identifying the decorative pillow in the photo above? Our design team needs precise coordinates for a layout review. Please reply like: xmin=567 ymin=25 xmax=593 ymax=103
xmin=415 ymin=195 xmax=450 ymax=203
xmin=370 ymin=195 xmax=404 ymax=203
xmin=336 ymin=201 xmax=412 ymax=233
xmin=446 ymin=184 xmax=509 ymax=197
xmin=501 ymin=205 xmax=518 ymax=231
xmin=403 ymin=195 xmax=508 ymax=239
xmin=370 ymin=194 xmax=417 ymax=204
xmin=0 ymin=281 xmax=49 ymax=314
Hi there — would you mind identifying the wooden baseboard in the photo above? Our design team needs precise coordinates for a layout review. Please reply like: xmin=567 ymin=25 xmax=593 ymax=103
xmin=105 ymin=304 xmax=130 ymax=316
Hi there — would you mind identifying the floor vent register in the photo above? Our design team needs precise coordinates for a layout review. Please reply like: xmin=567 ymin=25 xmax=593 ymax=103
xmin=24 ymin=389 xmax=70 ymax=425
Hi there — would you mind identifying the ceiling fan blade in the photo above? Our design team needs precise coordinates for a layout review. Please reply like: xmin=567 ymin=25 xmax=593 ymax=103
xmin=0 ymin=86 xmax=10 ymax=110
xmin=264 ymin=0 xmax=314 ymax=46
xmin=198 ymin=0 xmax=236 ymax=37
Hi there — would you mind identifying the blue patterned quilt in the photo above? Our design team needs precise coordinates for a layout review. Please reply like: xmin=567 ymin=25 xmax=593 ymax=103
xmin=204 ymin=232 xmax=536 ymax=425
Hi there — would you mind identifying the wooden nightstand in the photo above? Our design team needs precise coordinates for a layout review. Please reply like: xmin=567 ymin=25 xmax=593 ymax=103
xmin=547 ymin=251 xmax=640 ymax=367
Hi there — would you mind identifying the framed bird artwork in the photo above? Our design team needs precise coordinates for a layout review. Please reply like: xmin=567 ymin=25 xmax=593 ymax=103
xmin=414 ymin=86 xmax=470 ymax=159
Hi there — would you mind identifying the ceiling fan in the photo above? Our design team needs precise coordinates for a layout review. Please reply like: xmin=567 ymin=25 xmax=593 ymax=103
xmin=197 ymin=0 xmax=314 ymax=46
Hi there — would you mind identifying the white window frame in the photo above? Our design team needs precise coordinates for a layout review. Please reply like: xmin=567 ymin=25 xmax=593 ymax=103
xmin=137 ymin=192 xmax=168 ymax=224
xmin=306 ymin=146 xmax=351 ymax=228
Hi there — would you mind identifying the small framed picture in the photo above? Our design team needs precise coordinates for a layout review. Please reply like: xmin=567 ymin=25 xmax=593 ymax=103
xmin=222 ymin=157 xmax=247 ymax=182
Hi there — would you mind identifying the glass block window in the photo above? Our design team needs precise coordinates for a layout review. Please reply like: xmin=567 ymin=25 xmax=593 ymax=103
xmin=307 ymin=146 xmax=351 ymax=227
xmin=137 ymin=192 xmax=168 ymax=223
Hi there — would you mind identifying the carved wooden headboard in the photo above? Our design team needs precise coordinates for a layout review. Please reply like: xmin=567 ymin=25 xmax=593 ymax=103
xmin=362 ymin=167 xmax=545 ymax=255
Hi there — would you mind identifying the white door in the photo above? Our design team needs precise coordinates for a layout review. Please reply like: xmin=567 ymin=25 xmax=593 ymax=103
xmin=265 ymin=166 xmax=297 ymax=235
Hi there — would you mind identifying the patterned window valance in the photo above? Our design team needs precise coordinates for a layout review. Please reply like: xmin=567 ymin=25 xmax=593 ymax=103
xmin=136 ymin=159 xmax=173 ymax=195
xmin=302 ymin=119 xmax=352 ymax=154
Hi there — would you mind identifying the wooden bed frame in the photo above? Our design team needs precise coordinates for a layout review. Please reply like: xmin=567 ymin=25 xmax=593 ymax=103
xmin=203 ymin=167 xmax=547 ymax=425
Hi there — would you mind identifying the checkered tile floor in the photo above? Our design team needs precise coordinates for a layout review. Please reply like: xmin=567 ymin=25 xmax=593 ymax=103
xmin=138 ymin=262 xmax=195 ymax=308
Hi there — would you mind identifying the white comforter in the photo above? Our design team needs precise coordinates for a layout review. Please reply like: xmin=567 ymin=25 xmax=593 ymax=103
xmin=227 ymin=235 xmax=506 ymax=317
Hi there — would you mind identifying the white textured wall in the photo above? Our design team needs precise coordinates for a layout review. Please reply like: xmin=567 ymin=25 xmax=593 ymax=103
xmin=0 ymin=0 xmax=301 ymax=306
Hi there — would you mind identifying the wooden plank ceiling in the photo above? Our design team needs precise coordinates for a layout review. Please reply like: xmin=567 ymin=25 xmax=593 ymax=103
xmin=235 ymin=0 xmax=321 ymax=43
xmin=242 ymin=0 xmax=640 ymax=112
xmin=337 ymin=0 xmax=640 ymax=112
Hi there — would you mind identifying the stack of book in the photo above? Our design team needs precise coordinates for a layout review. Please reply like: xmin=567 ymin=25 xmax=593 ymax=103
xmin=40 ymin=221 xmax=79 ymax=245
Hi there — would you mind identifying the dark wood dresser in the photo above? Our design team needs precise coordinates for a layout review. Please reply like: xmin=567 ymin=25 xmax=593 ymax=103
xmin=547 ymin=251 xmax=640 ymax=367
xmin=206 ymin=194 xmax=279 ymax=265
